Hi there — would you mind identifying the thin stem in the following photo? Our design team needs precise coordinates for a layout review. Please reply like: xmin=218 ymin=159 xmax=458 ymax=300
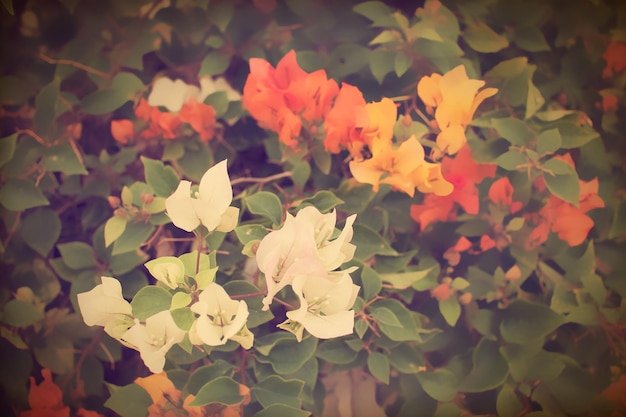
xmin=16 ymin=129 xmax=48 ymax=146
xmin=231 ymin=291 xmax=265 ymax=299
xmin=39 ymin=52 xmax=110 ymax=79
xmin=231 ymin=171 xmax=292 ymax=186
xmin=272 ymin=297 xmax=296 ymax=310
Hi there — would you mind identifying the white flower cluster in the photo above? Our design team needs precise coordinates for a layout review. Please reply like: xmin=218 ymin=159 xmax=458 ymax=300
xmin=255 ymin=207 xmax=360 ymax=341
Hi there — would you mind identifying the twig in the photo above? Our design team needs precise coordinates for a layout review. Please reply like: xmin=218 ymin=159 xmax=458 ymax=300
xmin=16 ymin=129 xmax=48 ymax=146
xmin=39 ymin=52 xmax=110 ymax=79
xmin=231 ymin=171 xmax=292 ymax=186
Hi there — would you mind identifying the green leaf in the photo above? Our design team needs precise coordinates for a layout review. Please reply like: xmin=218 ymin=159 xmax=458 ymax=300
xmin=20 ymin=208 xmax=61 ymax=256
xmin=369 ymin=30 xmax=396 ymax=45
xmin=369 ymin=299 xmax=422 ymax=342
xmin=545 ymin=366 xmax=595 ymax=415
xmin=199 ymin=50 xmax=231 ymax=76
xmin=557 ymin=122 xmax=598 ymax=148
xmin=380 ymin=267 xmax=435 ymax=290
xmin=2 ymin=300 xmax=43 ymax=327
xmin=245 ymin=192 xmax=283 ymax=225
xmin=316 ymin=339 xmax=359 ymax=364
xmin=514 ymin=27 xmax=551 ymax=52
xmin=189 ymin=376 xmax=244 ymax=406
xmin=536 ymin=128 xmax=561 ymax=155
xmin=33 ymin=332 xmax=74 ymax=374
xmin=492 ymin=118 xmax=534 ymax=146
xmin=203 ymin=91 xmax=229 ymax=117
xmin=57 ymin=241 xmax=97 ymax=269
xmin=463 ymin=22 xmax=509 ymax=53
xmin=525 ymin=77 xmax=545 ymax=119
xmin=299 ymin=191 xmax=344 ymax=213
xmin=130 ymin=286 xmax=172 ymax=321
xmin=141 ymin=157 xmax=179 ymax=198
xmin=353 ymin=1 xmax=396 ymax=26
xmin=1 ymin=0 xmax=14 ymax=14
xmin=253 ymin=404 xmax=311 ymax=417
xmin=352 ymin=224 xmax=398 ymax=260
xmin=234 ymin=224 xmax=268 ymax=245
xmin=417 ymin=369 xmax=458 ymax=401
xmin=370 ymin=306 xmax=402 ymax=327
xmin=460 ymin=338 xmax=509 ymax=392
xmin=42 ymin=143 xmax=88 ymax=175
xmin=170 ymin=292 xmax=192 ymax=310
xmin=497 ymin=385 xmax=524 ymax=417
xmin=542 ymin=158 xmax=580 ymax=205
xmin=495 ymin=150 xmax=527 ymax=171
xmin=368 ymin=351 xmax=390 ymax=384
xmin=252 ymin=375 xmax=304 ymax=408
xmin=291 ymin=160 xmax=311 ymax=189
xmin=438 ymin=297 xmax=461 ymax=327
xmin=394 ymin=52 xmax=412 ymax=77
xmin=81 ymin=73 xmax=143 ymax=115
xmin=255 ymin=333 xmax=318 ymax=374
xmin=500 ymin=300 xmax=565 ymax=344
xmin=0 ymin=133 xmax=17 ymax=168
xmin=369 ymin=48 xmax=396 ymax=84
xmin=581 ymin=273 xmax=607 ymax=305
xmin=185 ymin=360 xmax=235 ymax=394
xmin=208 ymin=2 xmax=234 ymax=32
xmin=34 ymin=78 xmax=61 ymax=134
xmin=328 ymin=44 xmax=369 ymax=79
xmin=0 ymin=179 xmax=49 ymax=211
xmin=112 ymin=222 xmax=154 ymax=255
xmin=104 ymin=216 xmax=127 ymax=247
xmin=361 ymin=265 xmax=382 ymax=301
xmin=106 ymin=383 xmax=152 ymax=417
xmin=311 ymin=146 xmax=331 ymax=174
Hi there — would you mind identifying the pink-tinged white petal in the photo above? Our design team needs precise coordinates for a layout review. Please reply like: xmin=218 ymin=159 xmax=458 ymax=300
xmin=165 ymin=181 xmax=200 ymax=232
xmin=77 ymin=276 xmax=132 ymax=327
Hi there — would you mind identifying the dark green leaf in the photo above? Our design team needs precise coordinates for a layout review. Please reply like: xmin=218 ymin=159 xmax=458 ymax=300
xmin=368 ymin=351 xmax=390 ymax=384
xmin=353 ymin=224 xmax=398 ymax=260
xmin=495 ymin=150 xmax=527 ymax=170
xmin=141 ymin=157 xmax=179 ymax=198
xmin=463 ymin=22 xmax=509 ymax=53
xmin=199 ymin=50 xmax=231 ymax=76
xmin=299 ymin=191 xmax=344 ymax=213
xmin=34 ymin=79 xmax=61 ymax=134
xmin=245 ymin=192 xmax=283 ymax=225
xmin=0 ymin=133 xmax=17 ymax=168
xmin=105 ymin=383 xmax=151 ymax=417
xmin=189 ymin=376 xmax=243 ymax=406
xmin=0 ymin=179 xmax=49 ymax=211
xmin=542 ymin=158 xmax=580 ymax=205
xmin=2 ymin=300 xmax=43 ymax=327
xmin=57 ymin=241 xmax=97 ymax=269
xmin=130 ymin=286 xmax=172 ymax=321
xmin=417 ymin=369 xmax=458 ymax=401
xmin=460 ymin=338 xmax=509 ymax=392
xmin=492 ymin=118 xmax=534 ymax=146
xmin=499 ymin=300 xmax=565 ymax=344
xmin=42 ymin=143 xmax=88 ymax=175
xmin=536 ymin=128 xmax=561 ymax=155
xmin=20 ymin=208 xmax=61 ymax=256
xmin=252 ymin=375 xmax=304 ymax=408
xmin=112 ymin=222 xmax=154 ymax=255
xmin=253 ymin=404 xmax=311 ymax=417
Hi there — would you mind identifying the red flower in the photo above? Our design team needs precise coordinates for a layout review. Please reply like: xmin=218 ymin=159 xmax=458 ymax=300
xmin=603 ymin=41 xmax=626 ymax=78
xmin=178 ymin=98 xmax=216 ymax=143
xmin=411 ymin=145 xmax=496 ymax=229
xmin=488 ymin=177 xmax=523 ymax=213
xmin=110 ymin=119 xmax=134 ymax=145
xmin=323 ymin=83 xmax=366 ymax=153
xmin=21 ymin=369 xmax=69 ymax=417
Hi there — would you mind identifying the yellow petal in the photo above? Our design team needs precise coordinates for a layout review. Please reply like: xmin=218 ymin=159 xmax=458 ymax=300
xmin=417 ymin=73 xmax=443 ymax=107
xmin=349 ymin=159 xmax=383 ymax=191
xmin=436 ymin=125 xmax=467 ymax=155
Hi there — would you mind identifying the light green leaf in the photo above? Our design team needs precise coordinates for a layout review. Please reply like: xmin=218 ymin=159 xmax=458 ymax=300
xmin=542 ymin=158 xmax=580 ymax=206
xmin=194 ymin=268 xmax=217 ymax=290
xmin=112 ymin=222 xmax=154 ymax=255
xmin=368 ymin=351 xmax=390 ymax=384
xmin=291 ymin=160 xmax=311 ymax=189
xmin=311 ymin=146 xmax=331 ymax=174
xmin=497 ymin=385 xmax=524 ymax=417
xmin=252 ymin=375 xmax=304 ymax=408
xmin=0 ymin=179 xmax=49 ymax=211
xmin=417 ymin=369 xmax=458 ymax=401
xmin=463 ymin=22 xmax=509 ymax=53
xmin=130 ymin=286 xmax=172 ymax=321
xmin=2 ymin=300 xmax=43 ymax=327
xmin=369 ymin=30 xmax=397 ymax=45
xmin=581 ymin=273 xmax=607 ymax=305
xmin=370 ymin=306 xmax=403 ymax=327
xmin=438 ymin=297 xmax=461 ymax=326
xmin=106 ymin=383 xmax=152 ymax=417
xmin=189 ymin=376 xmax=244 ymax=406
xmin=170 ymin=292 xmax=192 ymax=310
xmin=500 ymin=300 xmax=565 ymax=344
xmin=234 ymin=224 xmax=268 ymax=245
xmin=0 ymin=133 xmax=17 ymax=168
xmin=81 ymin=73 xmax=143 ymax=115
xmin=536 ymin=129 xmax=562 ymax=155
xmin=20 ymin=208 xmax=61 ymax=256
xmin=57 ymin=241 xmax=97 ymax=269
xmin=141 ymin=157 xmax=179 ymax=198
xmin=104 ymin=216 xmax=127 ymax=247
xmin=370 ymin=299 xmax=422 ymax=342
xmin=253 ymin=404 xmax=311 ymax=417
xmin=353 ymin=1 xmax=396 ymax=27
xmin=245 ymin=192 xmax=283 ymax=225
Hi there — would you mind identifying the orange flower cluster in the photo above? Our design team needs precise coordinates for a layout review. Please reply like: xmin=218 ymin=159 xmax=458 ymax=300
xmin=526 ymin=154 xmax=604 ymax=248
xmin=135 ymin=373 xmax=250 ymax=417
xmin=417 ymin=65 xmax=498 ymax=156
xmin=243 ymin=50 xmax=339 ymax=149
xmin=111 ymin=97 xmax=216 ymax=145
xmin=20 ymin=369 xmax=103 ymax=417
xmin=347 ymin=98 xmax=453 ymax=197
xmin=603 ymin=40 xmax=626 ymax=79
xmin=410 ymin=146 xmax=497 ymax=229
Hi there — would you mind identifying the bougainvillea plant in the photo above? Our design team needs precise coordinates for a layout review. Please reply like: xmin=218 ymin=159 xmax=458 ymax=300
xmin=1 ymin=0 xmax=625 ymax=416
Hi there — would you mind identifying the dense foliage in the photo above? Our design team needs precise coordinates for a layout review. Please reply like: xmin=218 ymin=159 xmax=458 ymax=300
xmin=1 ymin=0 xmax=625 ymax=416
